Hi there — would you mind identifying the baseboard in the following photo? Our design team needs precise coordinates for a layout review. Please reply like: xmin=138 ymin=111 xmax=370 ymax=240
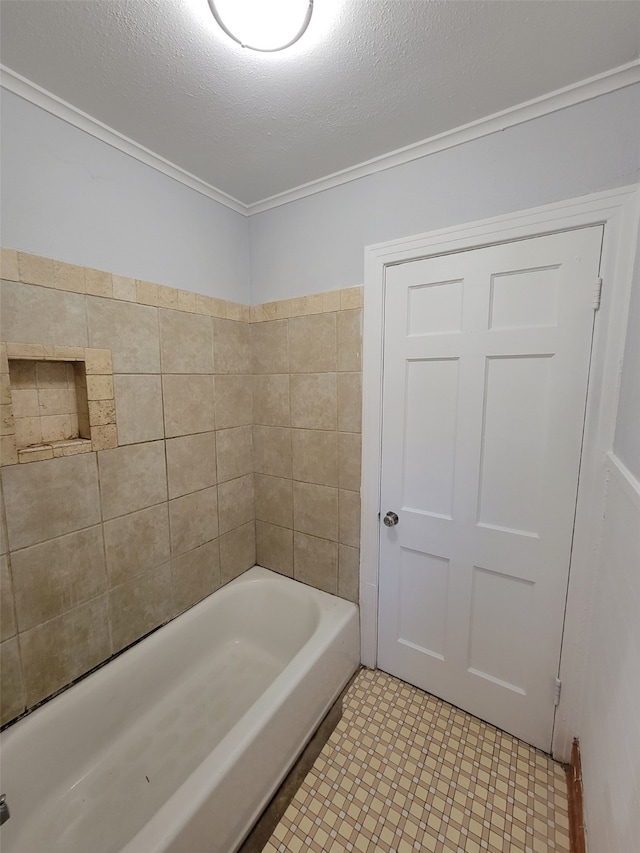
xmin=566 ymin=738 xmax=587 ymax=853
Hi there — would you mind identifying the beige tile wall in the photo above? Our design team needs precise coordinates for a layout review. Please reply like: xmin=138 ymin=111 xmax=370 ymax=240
xmin=0 ymin=247 xmax=363 ymax=728
xmin=0 ymin=249 xmax=255 ymax=726
xmin=252 ymin=303 xmax=362 ymax=604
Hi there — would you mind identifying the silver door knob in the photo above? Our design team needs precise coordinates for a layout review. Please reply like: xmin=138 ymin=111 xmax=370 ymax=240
xmin=383 ymin=511 xmax=399 ymax=527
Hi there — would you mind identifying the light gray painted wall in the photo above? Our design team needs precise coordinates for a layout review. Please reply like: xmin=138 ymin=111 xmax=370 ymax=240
xmin=3 ymin=85 xmax=638 ymax=310
xmin=249 ymin=84 xmax=640 ymax=303
xmin=580 ymin=456 xmax=640 ymax=853
xmin=0 ymin=90 xmax=251 ymax=303
xmin=579 ymin=242 xmax=640 ymax=853
xmin=613 ymin=239 xmax=640 ymax=480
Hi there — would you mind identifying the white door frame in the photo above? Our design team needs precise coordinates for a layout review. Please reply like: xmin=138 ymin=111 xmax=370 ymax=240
xmin=360 ymin=185 xmax=640 ymax=761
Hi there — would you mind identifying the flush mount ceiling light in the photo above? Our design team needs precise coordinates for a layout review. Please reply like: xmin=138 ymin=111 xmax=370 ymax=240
xmin=208 ymin=0 xmax=313 ymax=52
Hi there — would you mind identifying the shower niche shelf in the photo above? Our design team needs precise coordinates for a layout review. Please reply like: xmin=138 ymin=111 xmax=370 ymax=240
xmin=1 ymin=343 xmax=117 ymax=465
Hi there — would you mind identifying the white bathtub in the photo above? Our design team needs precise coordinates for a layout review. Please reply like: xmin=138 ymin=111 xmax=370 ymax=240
xmin=0 ymin=567 xmax=360 ymax=853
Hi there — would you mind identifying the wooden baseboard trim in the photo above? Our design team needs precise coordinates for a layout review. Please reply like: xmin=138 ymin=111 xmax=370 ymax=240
xmin=566 ymin=738 xmax=586 ymax=853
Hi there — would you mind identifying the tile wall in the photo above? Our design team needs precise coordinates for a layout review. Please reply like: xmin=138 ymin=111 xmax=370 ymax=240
xmin=251 ymin=295 xmax=363 ymax=602
xmin=0 ymin=249 xmax=255 ymax=725
xmin=0 ymin=249 xmax=363 ymax=727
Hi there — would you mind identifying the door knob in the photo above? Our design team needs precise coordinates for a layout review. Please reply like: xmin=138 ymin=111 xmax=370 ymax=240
xmin=383 ymin=511 xmax=399 ymax=527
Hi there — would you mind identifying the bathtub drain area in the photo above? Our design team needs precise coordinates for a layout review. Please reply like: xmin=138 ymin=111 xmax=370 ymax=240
xmin=265 ymin=669 xmax=569 ymax=853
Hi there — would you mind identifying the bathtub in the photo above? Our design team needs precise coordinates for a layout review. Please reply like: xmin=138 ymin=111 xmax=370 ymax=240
xmin=0 ymin=566 xmax=360 ymax=853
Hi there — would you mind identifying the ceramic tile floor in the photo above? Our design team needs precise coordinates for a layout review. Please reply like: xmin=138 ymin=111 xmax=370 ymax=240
xmin=265 ymin=669 xmax=570 ymax=853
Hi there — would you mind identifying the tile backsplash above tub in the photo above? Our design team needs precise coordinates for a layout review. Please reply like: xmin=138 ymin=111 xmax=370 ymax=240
xmin=0 ymin=247 xmax=362 ymax=727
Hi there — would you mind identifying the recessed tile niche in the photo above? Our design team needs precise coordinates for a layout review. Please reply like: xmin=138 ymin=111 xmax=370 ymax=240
xmin=1 ymin=343 xmax=118 ymax=464
xmin=10 ymin=358 xmax=89 ymax=445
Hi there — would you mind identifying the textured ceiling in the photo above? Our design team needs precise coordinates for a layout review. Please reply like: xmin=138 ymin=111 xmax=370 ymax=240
xmin=1 ymin=0 xmax=639 ymax=205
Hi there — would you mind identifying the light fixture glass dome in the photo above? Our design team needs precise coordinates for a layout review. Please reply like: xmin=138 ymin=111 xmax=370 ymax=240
xmin=209 ymin=0 xmax=313 ymax=52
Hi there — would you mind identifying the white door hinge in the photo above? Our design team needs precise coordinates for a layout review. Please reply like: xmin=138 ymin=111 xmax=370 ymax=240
xmin=554 ymin=678 xmax=562 ymax=706
xmin=593 ymin=278 xmax=603 ymax=311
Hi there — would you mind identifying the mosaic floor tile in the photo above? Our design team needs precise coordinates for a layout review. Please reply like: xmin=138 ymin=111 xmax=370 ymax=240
xmin=265 ymin=669 xmax=569 ymax=853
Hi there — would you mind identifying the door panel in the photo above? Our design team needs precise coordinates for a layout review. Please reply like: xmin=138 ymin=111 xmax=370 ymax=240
xmin=397 ymin=548 xmax=449 ymax=658
xmin=407 ymin=279 xmax=464 ymax=335
xmin=403 ymin=358 xmax=458 ymax=517
xmin=467 ymin=565 xmax=533 ymax=692
xmin=377 ymin=227 xmax=603 ymax=749
xmin=477 ymin=354 xmax=552 ymax=534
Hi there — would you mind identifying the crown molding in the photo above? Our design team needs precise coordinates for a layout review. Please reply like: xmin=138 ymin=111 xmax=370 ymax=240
xmin=247 ymin=60 xmax=640 ymax=215
xmin=0 ymin=65 xmax=249 ymax=216
xmin=2 ymin=60 xmax=639 ymax=218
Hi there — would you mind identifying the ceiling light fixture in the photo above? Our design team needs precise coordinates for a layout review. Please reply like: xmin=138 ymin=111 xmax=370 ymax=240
xmin=208 ymin=0 xmax=313 ymax=52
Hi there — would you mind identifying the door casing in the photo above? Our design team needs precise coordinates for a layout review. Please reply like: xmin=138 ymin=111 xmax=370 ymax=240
xmin=360 ymin=185 xmax=640 ymax=761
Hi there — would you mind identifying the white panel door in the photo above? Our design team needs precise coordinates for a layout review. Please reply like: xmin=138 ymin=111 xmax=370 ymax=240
xmin=377 ymin=227 xmax=603 ymax=750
